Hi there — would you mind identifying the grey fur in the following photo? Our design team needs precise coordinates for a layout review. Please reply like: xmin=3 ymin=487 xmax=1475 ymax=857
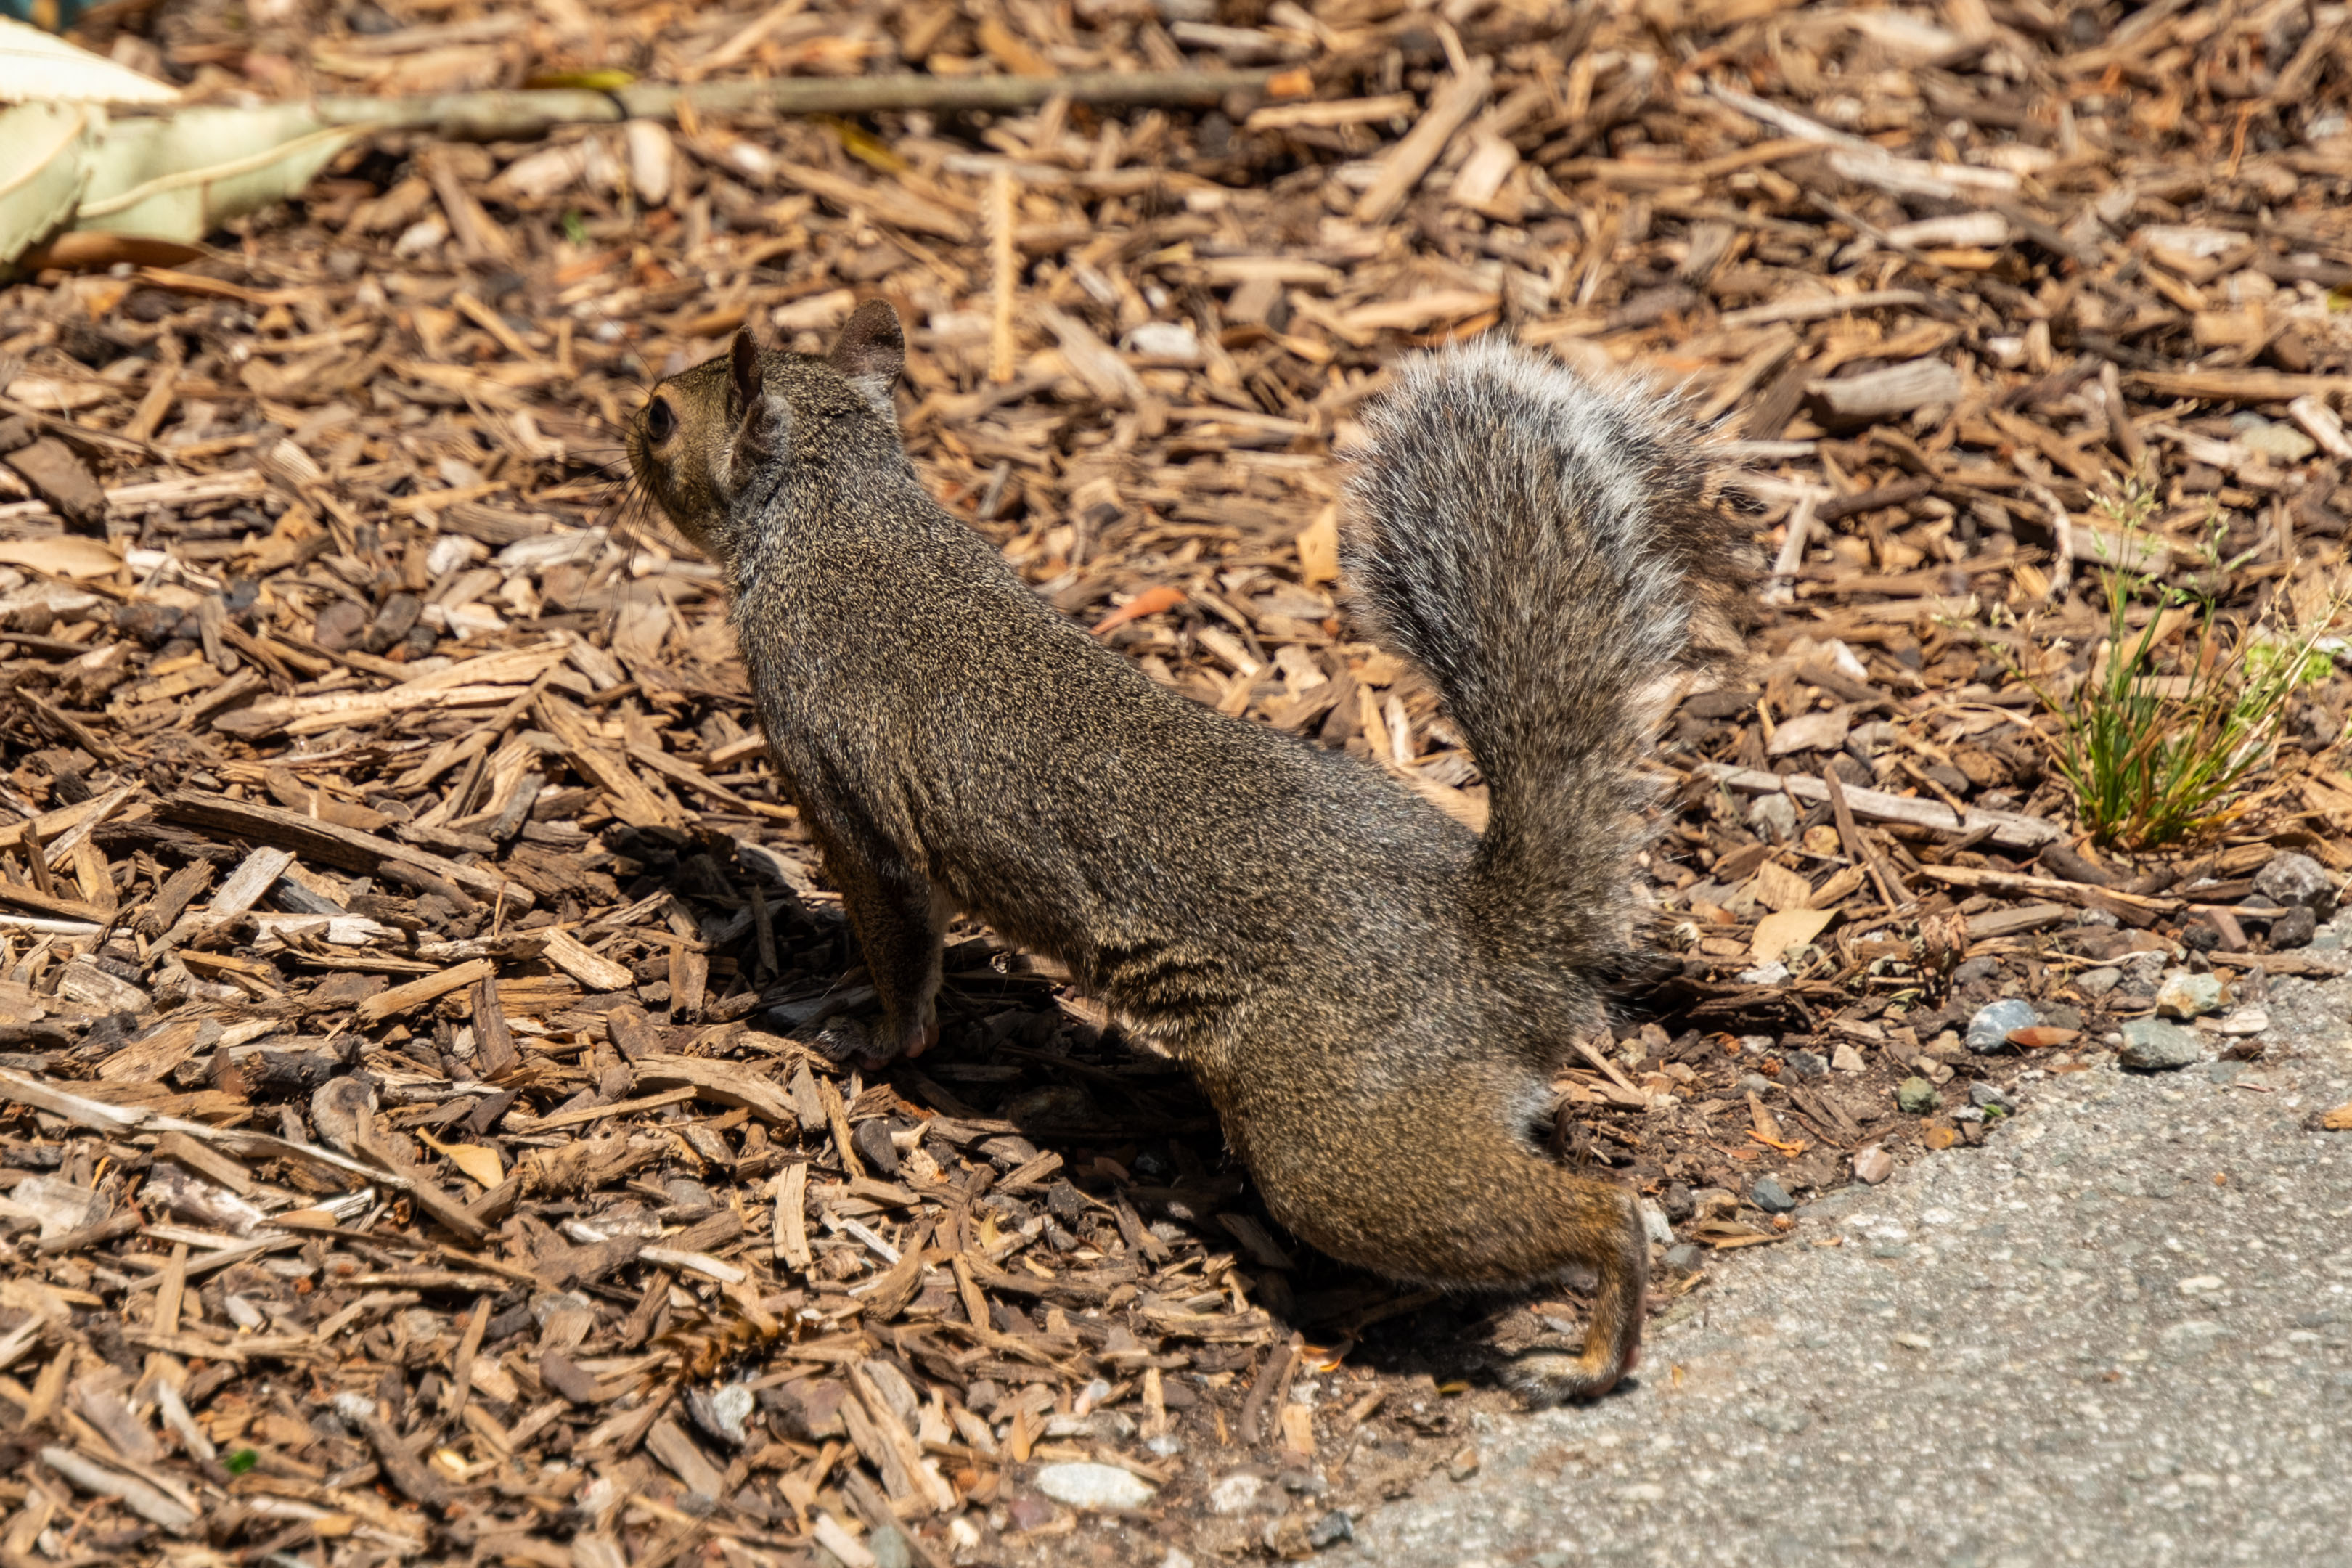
xmin=628 ymin=312 xmax=1752 ymax=1402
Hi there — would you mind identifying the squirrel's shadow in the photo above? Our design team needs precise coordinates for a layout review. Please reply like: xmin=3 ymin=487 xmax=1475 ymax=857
xmin=696 ymin=866 xmax=1649 ymax=1402
xmin=864 ymin=956 xmax=1630 ymax=1400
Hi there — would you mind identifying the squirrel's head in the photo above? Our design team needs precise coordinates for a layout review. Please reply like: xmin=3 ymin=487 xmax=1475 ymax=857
xmin=626 ymin=298 xmax=907 ymax=561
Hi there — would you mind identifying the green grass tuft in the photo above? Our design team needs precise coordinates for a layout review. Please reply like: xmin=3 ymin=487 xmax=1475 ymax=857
xmin=2020 ymin=563 xmax=2335 ymax=848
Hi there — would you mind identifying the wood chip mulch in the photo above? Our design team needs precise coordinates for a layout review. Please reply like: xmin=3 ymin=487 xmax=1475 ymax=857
xmin=1 ymin=0 xmax=2350 ymax=1563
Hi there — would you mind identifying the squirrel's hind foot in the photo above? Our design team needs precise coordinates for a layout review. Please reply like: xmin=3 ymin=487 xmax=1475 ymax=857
xmin=1501 ymin=1338 xmax=1640 ymax=1408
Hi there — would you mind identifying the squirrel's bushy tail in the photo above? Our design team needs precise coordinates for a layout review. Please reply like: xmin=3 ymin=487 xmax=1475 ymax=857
xmin=1344 ymin=339 xmax=1748 ymax=963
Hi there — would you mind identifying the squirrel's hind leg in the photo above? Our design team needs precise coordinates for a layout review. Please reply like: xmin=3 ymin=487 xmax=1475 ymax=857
xmin=1499 ymin=1175 xmax=1649 ymax=1405
xmin=828 ymin=844 xmax=952 ymax=1065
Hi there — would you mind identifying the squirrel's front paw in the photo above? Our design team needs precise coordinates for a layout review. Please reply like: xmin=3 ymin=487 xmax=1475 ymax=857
xmin=899 ymin=1006 xmax=942 ymax=1061
xmin=878 ymin=994 xmax=941 ymax=1062
xmin=814 ymin=1016 xmax=890 ymax=1068
xmin=817 ymin=1008 xmax=938 ymax=1069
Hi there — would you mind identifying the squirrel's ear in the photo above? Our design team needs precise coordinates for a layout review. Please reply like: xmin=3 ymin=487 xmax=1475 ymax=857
xmin=729 ymin=328 xmax=763 ymax=413
xmin=829 ymin=298 xmax=904 ymax=408
xmin=727 ymin=330 xmax=789 ymax=485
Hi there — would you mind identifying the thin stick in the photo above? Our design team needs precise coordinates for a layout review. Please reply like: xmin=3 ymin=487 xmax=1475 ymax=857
xmin=2031 ymin=483 xmax=2073 ymax=598
xmin=314 ymin=68 xmax=1276 ymax=144
xmin=1763 ymin=488 xmax=1818 ymax=607
xmin=988 ymin=168 xmax=1018 ymax=385
xmin=1824 ymin=767 xmax=1911 ymax=910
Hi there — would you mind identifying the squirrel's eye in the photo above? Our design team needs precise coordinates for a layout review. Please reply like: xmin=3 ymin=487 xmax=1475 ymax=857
xmin=645 ymin=396 xmax=675 ymax=443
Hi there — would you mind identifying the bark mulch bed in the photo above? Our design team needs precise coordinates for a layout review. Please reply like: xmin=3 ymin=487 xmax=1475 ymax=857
xmin=0 ymin=0 xmax=2348 ymax=1563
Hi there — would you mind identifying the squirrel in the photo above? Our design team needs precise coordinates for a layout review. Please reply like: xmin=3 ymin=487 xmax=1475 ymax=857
xmin=626 ymin=300 xmax=1749 ymax=1402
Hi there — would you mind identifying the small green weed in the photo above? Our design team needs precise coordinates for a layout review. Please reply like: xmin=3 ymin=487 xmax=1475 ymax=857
xmin=2017 ymin=563 xmax=2337 ymax=848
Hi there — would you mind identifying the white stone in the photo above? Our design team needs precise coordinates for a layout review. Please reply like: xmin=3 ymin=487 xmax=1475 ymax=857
xmin=1207 ymin=1472 xmax=1264 ymax=1514
xmin=1125 ymin=321 xmax=1204 ymax=364
xmin=1032 ymin=1461 xmax=1156 ymax=1512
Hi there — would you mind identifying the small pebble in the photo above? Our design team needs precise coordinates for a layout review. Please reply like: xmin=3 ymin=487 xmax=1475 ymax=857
xmin=1032 ymin=1462 xmax=1156 ymax=1512
xmin=1896 ymin=1077 xmax=1938 ymax=1114
xmin=1784 ymin=1048 xmax=1828 ymax=1079
xmin=312 ymin=599 xmax=368 ymax=652
xmin=2213 ymin=1007 xmax=2269 ymax=1037
xmin=1752 ymin=1176 xmax=1796 ymax=1213
xmin=2240 ymin=420 xmax=2317 ymax=462
xmin=1207 ymin=1474 xmax=1263 ymax=1515
xmin=685 ymin=1383 xmax=755 ymax=1447
xmin=1005 ymin=1493 xmax=1057 ymax=1531
xmin=1307 ymin=1511 xmax=1354 ymax=1548
xmin=1085 ymin=1410 xmax=1137 ymax=1440
xmin=1965 ymin=997 xmax=2039 ymax=1053
xmin=1748 ymin=792 xmax=1799 ymax=843
xmin=868 ymin=1528 xmax=915 ymax=1568
xmin=2115 ymin=952 xmax=2167 ymax=998
xmin=1969 ymin=1081 xmax=2017 ymax=1114
xmin=2076 ymin=967 xmax=2123 ymax=998
xmin=2155 ymin=972 xmax=2229 ymax=1020
xmin=1832 ymin=1042 xmax=1866 ymax=1073
xmin=2273 ymin=907 xmax=2318 ymax=949
xmin=1853 ymin=1146 xmax=1894 ymax=1184
xmin=1124 ymin=320 xmax=1204 ymax=363
xmin=2255 ymin=851 xmax=2338 ymax=918
xmin=2118 ymin=1018 xmax=2203 ymax=1071
xmin=1665 ymin=1243 xmax=1703 ymax=1270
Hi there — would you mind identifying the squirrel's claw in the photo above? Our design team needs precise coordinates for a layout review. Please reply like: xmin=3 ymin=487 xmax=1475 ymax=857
xmin=902 ymin=1013 xmax=943 ymax=1060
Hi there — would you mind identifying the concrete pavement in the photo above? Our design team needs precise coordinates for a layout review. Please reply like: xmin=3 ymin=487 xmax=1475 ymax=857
xmin=1329 ymin=971 xmax=2352 ymax=1568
